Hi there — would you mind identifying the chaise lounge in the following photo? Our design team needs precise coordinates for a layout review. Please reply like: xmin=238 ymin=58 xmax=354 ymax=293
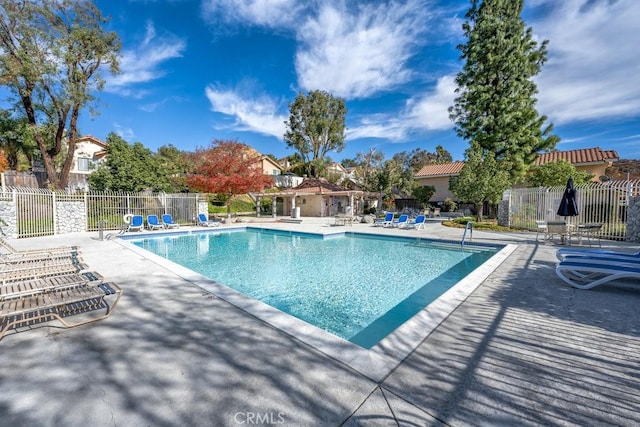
xmin=197 ymin=213 xmax=220 ymax=227
xmin=146 ymin=215 xmax=164 ymax=231
xmin=556 ymin=258 xmax=640 ymax=289
xmin=161 ymin=214 xmax=180 ymax=229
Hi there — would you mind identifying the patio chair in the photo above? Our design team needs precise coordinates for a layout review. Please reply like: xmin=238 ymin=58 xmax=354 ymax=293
xmin=0 ymin=281 xmax=123 ymax=340
xmin=535 ymin=220 xmax=548 ymax=241
xmin=197 ymin=213 xmax=220 ymax=227
xmin=391 ymin=214 xmax=409 ymax=228
xmin=161 ymin=214 xmax=180 ymax=229
xmin=125 ymin=214 xmax=144 ymax=232
xmin=405 ymin=215 xmax=426 ymax=230
xmin=0 ymin=237 xmax=78 ymax=260
xmin=146 ymin=215 xmax=164 ymax=231
xmin=556 ymin=258 xmax=640 ymax=290
xmin=373 ymin=212 xmax=394 ymax=227
xmin=431 ymin=208 xmax=441 ymax=218
xmin=546 ymin=221 xmax=569 ymax=245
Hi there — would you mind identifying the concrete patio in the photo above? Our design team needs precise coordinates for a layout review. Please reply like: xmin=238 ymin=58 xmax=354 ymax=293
xmin=1 ymin=218 xmax=639 ymax=426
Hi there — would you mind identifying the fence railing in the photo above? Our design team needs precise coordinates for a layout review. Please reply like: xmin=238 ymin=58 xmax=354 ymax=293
xmin=0 ymin=187 xmax=205 ymax=238
xmin=505 ymin=179 xmax=639 ymax=241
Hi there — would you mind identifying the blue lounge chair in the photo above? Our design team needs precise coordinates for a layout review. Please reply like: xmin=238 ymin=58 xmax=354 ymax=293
xmin=161 ymin=214 xmax=180 ymax=229
xmin=556 ymin=258 xmax=640 ymax=289
xmin=373 ymin=212 xmax=394 ymax=227
xmin=556 ymin=248 xmax=640 ymax=262
xmin=146 ymin=215 xmax=164 ymax=230
xmin=197 ymin=213 xmax=220 ymax=227
xmin=127 ymin=215 xmax=144 ymax=232
xmin=405 ymin=215 xmax=426 ymax=230
xmin=391 ymin=214 xmax=409 ymax=228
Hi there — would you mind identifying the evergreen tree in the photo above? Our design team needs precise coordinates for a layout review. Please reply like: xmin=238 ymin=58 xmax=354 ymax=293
xmin=449 ymin=0 xmax=559 ymax=187
xmin=284 ymin=90 xmax=347 ymax=178
xmin=451 ymin=142 xmax=509 ymax=221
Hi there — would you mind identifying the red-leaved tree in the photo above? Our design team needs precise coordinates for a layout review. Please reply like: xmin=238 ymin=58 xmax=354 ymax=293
xmin=188 ymin=140 xmax=274 ymax=216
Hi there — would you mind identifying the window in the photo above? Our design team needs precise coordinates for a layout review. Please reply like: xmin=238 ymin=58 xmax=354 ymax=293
xmin=272 ymin=170 xmax=281 ymax=175
xmin=77 ymin=157 xmax=90 ymax=172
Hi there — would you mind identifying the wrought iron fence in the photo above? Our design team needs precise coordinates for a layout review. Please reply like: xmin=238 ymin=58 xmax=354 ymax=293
xmin=505 ymin=179 xmax=639 ymax=241
xmin=0 ymin=187 xmax=203 ymax=238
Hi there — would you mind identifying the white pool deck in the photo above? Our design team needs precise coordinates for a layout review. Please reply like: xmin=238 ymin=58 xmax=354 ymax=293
xmin=2 ymin=217 xmax=640 ymax=426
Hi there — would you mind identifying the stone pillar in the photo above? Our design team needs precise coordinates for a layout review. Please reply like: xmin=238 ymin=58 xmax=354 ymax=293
xmin=272 ymin=198 xmax=276 ymax=218
xmin=626 ymin=196 xmax=640 ymax=242
xmin=497 ymin=199 xmax=511 ymax=228
xmin=256 ymin=196 xmax=261 ymax=217
xmin=0 ymin=191 xmax=17 ymax=238
xmin=55 ymin=200 xmax=86 ymax=234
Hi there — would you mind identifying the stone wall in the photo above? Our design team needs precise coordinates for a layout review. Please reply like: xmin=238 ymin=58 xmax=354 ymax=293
xmin=0 ymin=198 xmax=17 ymax=238
xmin=55 ymin=201 xmax=87 ymax=234
xmin=497 ymin=199 xmax=510 ymax=228
xmin=626 ymin=196 xmax=640 ymax=242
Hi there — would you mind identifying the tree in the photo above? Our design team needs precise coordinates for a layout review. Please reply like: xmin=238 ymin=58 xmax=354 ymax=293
xmin=156 ymin=144 xmax=191 ymax=192
xmin=0 ymin=110 xmax=36 ymax=170
xmin=88 ymin=133 xmax=172 ymax=192
xmin=451 ymin=142 xmax=509 ymax=221
xmin=187 ymin=140 xmax=274 ymax=216
xmin=528 ymin=159 xmax=593 ymax=187
xmin=449 ymin=0 xmax=559 ymax=184
xmin=0 ymin=0 xmax=120 ymax=189
xmin=412 ymin=185 xmax=436 ymax=209
xmin=284 ymin=90 xmax=347 ymax=178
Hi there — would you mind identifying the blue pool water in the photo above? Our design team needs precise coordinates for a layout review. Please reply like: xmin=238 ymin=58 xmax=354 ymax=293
xmin=129 ymin=228 xmax=499 ymax=348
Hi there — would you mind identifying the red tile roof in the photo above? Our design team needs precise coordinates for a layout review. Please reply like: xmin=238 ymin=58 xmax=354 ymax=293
xmin=415 ymin=161 xmax=465 ymax=177
xmin=415 ymin=148 xmax=619 ymax=177
xmin=534 ymin=147 xmax=619 ymax=166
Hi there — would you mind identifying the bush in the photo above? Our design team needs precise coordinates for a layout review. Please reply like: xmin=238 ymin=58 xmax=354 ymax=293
xmin=442 ymin=198 xmax=457 ymax=212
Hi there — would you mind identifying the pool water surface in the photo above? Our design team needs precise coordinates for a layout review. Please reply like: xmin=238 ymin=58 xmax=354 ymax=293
xmin=130 ymin=229 xmax=499 ymax=348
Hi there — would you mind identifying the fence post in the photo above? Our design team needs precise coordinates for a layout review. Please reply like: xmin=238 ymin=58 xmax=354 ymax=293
xmin=52 ymin=190 xmax=57 ymax=235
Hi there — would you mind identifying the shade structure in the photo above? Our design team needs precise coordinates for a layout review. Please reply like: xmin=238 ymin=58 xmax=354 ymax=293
xmin=557 ymin=177 xmax=579 ymax=217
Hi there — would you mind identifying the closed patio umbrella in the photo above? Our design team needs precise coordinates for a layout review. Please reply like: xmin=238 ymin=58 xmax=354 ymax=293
xmin=557 ymin=177 xmax=579 ymax=218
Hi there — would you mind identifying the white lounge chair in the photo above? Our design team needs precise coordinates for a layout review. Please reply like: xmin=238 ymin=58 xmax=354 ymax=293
xmin=391 ymin=214 xmax=409 ymax=228
xmin=405 ymin=215 xmax=426 ymax=230
xmin=556 ymin=258 xmax=640 ymax=289
xmin=161 ymin=214 xmax=180 ymax=229
xmin=146 ymin=215 xmax=164 ymax=231
xmin=556 ymin=248 xmax=640 ymax=262
xmin=373 ymin=212 xmax=394 ymax=227
xmin=197 ymin=213 xmax=220 ymax=227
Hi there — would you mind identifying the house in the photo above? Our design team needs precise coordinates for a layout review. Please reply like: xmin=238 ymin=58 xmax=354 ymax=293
xmin=415 ymin=148 xmax=620 ymax=203
xmin=255 ymin=178 xmax=376 ymax=217
xmin=72 ymin=135 xmax=108 ymax=175
xmin=258 ymin=155 xmax=284 ymax=176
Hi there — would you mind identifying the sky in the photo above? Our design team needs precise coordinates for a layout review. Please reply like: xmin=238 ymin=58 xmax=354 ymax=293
xmin=73 ymin=0 xmax=640 ymax=162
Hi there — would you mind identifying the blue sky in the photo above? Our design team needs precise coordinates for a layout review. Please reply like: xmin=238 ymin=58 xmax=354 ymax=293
xmin=79 ymin=0 xmax=640 ymax=161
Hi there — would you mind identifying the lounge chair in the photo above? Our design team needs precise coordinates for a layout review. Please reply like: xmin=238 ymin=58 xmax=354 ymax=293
xmin=0 ymin=281 xmax=122 ymax=340
xmin=556 ymin=258 xmax=640 ymax=289
xmin=146 ymin=215 xmax=164 ymax=231
xmin=125 ymin=214 xmax=144 ymax=232
xmin=556 ymin=248 xmax=640 ymax=262
xmin=1 ymin=258 xmax=88 ymax=284
xmin=0 ymin=237 xmax=77 ymax=259
xmin=535 ymin=220 xmax=548 ymax=241
xmin=197 ymin=213 xmax=220 ymax=227
xmin=161 ymin=214 xmax=180 ymax=229
xmin=391 ymin=214 xmax=409 ymax=228
xmin=1 ymin=271 xmax=103 ymax=300
xmin=405 ymin=215 xmax=426 ymax=230
xmin=373 ymin=212 xmax=394 ymax=227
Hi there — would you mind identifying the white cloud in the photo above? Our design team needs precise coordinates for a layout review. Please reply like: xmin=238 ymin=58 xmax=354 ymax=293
xmin=348 ymin=75 xmax=456 ymax=140
xmin=201 ymin=0 xmax=305 ymax=29
xmin=113 ymin=123 xmax=135 ymax=140
xmin=295 ymin=1 xmax=429 ymax=99
xmin=205 ymin=85 xmax=287 ymax=138
xmin=105 ymin=22 xmax=186 ymax=96
xmin=531 ymin=0 xmax=640 ymax=123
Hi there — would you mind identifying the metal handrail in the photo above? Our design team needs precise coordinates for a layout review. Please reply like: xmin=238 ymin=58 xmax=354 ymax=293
xmin=461 ymin=221 xmax=473 ymax=246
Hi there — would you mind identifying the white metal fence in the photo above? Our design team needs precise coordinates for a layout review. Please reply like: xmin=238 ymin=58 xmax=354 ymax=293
xmin=0 ymin=187 xmax=203 ymax=238
xmin=505 ymin=179 xmax=639 ymax=241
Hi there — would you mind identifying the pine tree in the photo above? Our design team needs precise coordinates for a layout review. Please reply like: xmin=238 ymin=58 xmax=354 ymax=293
xmin=449 ymin=0 xmax=559 ymax=186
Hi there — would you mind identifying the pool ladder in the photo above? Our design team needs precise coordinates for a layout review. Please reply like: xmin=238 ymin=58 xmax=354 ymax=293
xmin=461 ymin=221 xmax=473 ymax=246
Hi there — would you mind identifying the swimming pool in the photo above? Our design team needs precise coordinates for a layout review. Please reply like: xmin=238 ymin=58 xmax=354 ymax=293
xmin=128 ymin=228 xmax=500 ymax=348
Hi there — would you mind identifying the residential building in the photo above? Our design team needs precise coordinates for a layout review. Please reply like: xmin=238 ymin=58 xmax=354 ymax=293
xmin=415 ymin=147 xmax=619 ymax=203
